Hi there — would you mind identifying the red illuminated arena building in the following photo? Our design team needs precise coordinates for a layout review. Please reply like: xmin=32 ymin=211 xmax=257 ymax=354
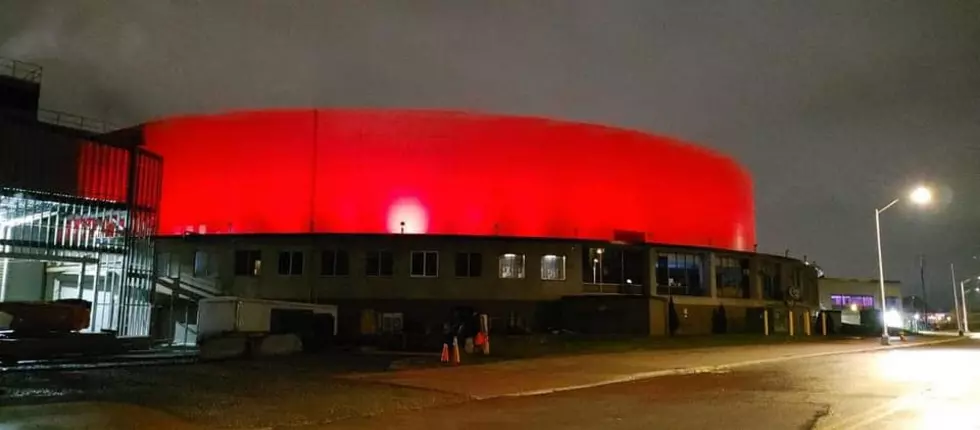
xmin=0 ymin=59 xmax=817 ymax=348
xmin=144 ymin=109 xmax=819 ymax=345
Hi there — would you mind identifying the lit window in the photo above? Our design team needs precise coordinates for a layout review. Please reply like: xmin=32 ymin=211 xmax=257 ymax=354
xmin=498 ymin=253 xmax=525 ymax=279
xmin=366 ymin=251 xmax=394 ymax=277
xmin=410 ymin=251 xmax=439 ymax=277
xmin=830 ymin=294 xmax=875 ymax=310
xmin=655 ymin=252 xmax=705 ymax=296
xmin=540 ymin=254 xmax=566 ymax=281
xmin=320 ymin=250 xmax=350 ymax=276
xmin=277 ymin=251 xmax=304 ymax=276
xmin=233 ymin=250 xmax=262 ymax=277
xmin=455 ymin=252 xmax=482 ymax=277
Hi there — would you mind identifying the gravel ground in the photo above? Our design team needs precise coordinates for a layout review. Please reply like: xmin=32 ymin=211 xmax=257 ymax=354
xmin=0 ymin=353 xmax=467 ymax=429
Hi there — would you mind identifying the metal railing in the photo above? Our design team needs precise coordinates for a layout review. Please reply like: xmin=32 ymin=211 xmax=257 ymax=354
xmin=0 ymin=58 xmax=42 ymax=83
xmin=37 ymin=109 xmax=116 ymax=134
xmin=583 ymin=283 xmax=644 ymax=295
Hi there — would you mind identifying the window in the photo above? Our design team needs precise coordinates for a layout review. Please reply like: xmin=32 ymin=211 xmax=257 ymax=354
xmin=540 ymin=254 xmax=566 ymax=280
xmin=586 ymin=247 xmax=608 ymax=284
xmin=234 ymin=250 xmax=262 ymax=276
xmin=193 ymin=250 xmax=215 ymax=277
xmin=365 ymin=251 xmax=394 ymax=277
xmin=157 ymin=252 xmax=177 ymax=277
xmin=455 ymin=252 xmax=482 ymax=277
xmin=410 ymin=251 xmax=439 ymax=277
xmin=582 ymin=247 xmax=645 ymax=286
xmin=830 ymin=294 xmax=874 ymax=310
xmin=277 ymin=251 xmax=304 ymax=275
xmin=320 ymin=250 xmax=350 ymax=276
xmin=761 ymin=263 xmax=784 ymax=300
xmin=885 ymin=296 xmax=901 ymax=311
xmin=498 ymin=253 xmax=525 ymax=279
xmin=716 ymin=256 xmax=749 ymax=298
xmin=655 ymin=253 xmax=705 ymax=296
xmin=381 ymin=313 xmax=404 ymax=334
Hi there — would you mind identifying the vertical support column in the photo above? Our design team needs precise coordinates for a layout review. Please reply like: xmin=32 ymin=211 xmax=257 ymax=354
xmin=821 ymin=312 xmax=828 ymax=336
xmin=0 ymin=258 xmax=8 ymax=302
xmin=645 ymin=247 xmax=656 ymax=297
xmin=788 ymin=310 xmax=795 ymax=336
xmin=77 ymin=262 xmax=86 ymax=300
xmin=168 ymin=266 xmax=176 ymax=342
xmin=750 ymin=255 xmax=763 ymax=299
xmin=90 ymin=255 xmax=102 ymax=332
xmin=182 ymin=296 xmax=189 ymax=345
xmin=107 ymin=271 xmax=118 ymax=332
xmin=148 ymin=240 xmax=160 ymax=339
xmin=763 ymin=309 xmax=769 ymax=336
xmin=803 ymin=311 xmax=812 ymax=336
xmin=707 ymin=252 xmax=718 ymax=299
xmin=172 ymin=256 xmax=181 ymax=344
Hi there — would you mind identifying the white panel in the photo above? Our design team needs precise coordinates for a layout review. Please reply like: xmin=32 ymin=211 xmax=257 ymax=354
xmin=238 ymin=300 xmax=271 ymax=333
xmin=197 ymin=299 xmax=238 ymax=340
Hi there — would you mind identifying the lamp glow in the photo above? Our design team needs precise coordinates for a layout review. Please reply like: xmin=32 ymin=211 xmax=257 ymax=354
xmin=885 ymin=310 xmax=902 ymax=328
xmin=909 ymin=186 xmax=932 ymax=205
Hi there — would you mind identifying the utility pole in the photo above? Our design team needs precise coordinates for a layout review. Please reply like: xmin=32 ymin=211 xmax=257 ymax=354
xmin=920 ymin=255 xmax=928 ymax=314
xmin=951 ymin=263 xmax=964 ymax=336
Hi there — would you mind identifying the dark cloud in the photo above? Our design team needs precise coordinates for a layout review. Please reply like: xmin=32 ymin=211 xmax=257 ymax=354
xmin=2 ymin=0 xmax=979 ymax=307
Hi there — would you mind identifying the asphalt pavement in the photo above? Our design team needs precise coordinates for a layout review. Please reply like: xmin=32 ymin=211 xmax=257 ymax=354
xmin=329 ymin=339 xmax=980 ymax=430
xmin=3 ymin=338 xmax=978 ymax=429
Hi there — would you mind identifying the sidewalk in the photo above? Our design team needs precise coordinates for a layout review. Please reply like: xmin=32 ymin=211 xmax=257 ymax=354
xmin=344 ymin=336 xmax=960 ymax=400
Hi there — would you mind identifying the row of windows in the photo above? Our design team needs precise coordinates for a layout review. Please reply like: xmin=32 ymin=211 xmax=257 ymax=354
xmin=228 ymin=250 xmax=567 ymax=281
xmin=167 ymin=247 xmax=805 ymax=299
xmin=830 ymin=294 xmax=874 ymax=310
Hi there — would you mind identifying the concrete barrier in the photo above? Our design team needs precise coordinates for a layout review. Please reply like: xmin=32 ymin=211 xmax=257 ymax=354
xmin=255 ymin=334 xmax=303 ymax=357
xmin=198 ymin=336 xmax=247 ymax=361
xmin=0 ymin=311 xmax=12 ymax=330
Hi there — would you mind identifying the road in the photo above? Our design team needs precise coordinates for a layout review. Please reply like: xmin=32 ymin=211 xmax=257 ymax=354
xmin=328 ymin=339 xmax=980 ymax=430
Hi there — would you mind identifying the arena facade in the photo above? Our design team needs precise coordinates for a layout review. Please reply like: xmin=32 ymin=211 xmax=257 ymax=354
xmin=143 ymin=109 xmax=818 ymax=345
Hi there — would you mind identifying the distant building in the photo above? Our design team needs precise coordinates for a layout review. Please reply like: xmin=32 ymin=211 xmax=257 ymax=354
xmin=818 ymin=277 xmax=902 ymax=311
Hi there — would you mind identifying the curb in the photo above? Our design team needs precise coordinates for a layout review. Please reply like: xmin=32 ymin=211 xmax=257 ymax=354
xmin=474 ymin=337 xmax=964 ymax=400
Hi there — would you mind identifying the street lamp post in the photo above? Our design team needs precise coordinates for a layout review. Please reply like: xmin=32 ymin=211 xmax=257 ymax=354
xmin=875 ymin=186 xmax=932 ymax=345
xmin=957 ymin=276 xmax=979 ymax=333
xmin=951 ymin=264 xmax=964 ymax=335
xmin=961 ymin=280 xmax=971 ymax=334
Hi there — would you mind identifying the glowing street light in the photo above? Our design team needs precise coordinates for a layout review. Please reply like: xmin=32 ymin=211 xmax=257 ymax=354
xmin=909 ymin=186 xmax=933 ymax=205
xmin=875 ymin=185 xmax=933 ymax=345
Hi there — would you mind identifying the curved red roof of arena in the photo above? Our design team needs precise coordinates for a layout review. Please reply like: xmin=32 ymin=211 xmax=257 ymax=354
xmin=139 ymin=109 xmax=755 ymax=251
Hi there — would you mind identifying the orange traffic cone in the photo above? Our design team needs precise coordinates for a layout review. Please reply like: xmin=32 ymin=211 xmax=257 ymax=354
xmin=475 ymin=331 xmax=490 ymax=356
xmin=452 ymin=337 xmax=461 ymax=366
xmin=440 ymin=343 xmax=450 ymax=363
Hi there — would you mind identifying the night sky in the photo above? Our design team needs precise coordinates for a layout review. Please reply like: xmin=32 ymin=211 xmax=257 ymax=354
xmin=2 ymin=1 xmax=979 ymax=308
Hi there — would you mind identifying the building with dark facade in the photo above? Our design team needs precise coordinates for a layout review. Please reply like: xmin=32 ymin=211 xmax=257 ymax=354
xmin=0 ymin=58 xmax=162 ymax=337
xmin=142 ymin=110 xmax=819 ymax=344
